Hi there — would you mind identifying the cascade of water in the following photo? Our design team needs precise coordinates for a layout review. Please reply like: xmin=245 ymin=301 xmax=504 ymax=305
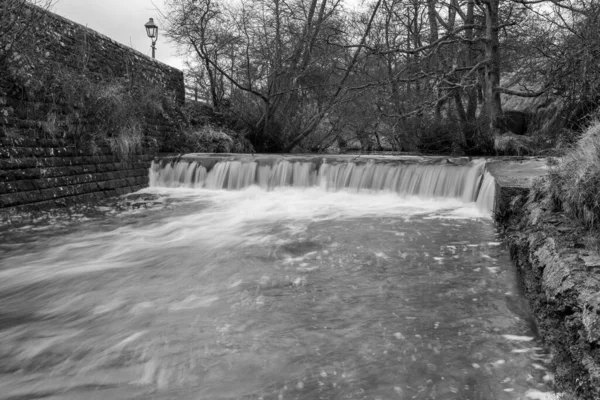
xmin=149 ymin=157 xmax=497 ymax=214
xmin=476 ymin=169 xmax=497 ymax=215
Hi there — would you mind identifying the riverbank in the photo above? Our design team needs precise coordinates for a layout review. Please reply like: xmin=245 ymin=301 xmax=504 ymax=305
xmin=490 ymin=159 xmax=600 ymax=400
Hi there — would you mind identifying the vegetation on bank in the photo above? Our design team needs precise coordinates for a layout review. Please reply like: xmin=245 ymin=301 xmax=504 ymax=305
xmin=162 ymin=103 xmax=253 ymax=154
xmin=2 ymin=69 xmax=180 ymax=160
xmin=504 ymin=122 xmax=600 ymax=400
xmin=531 ymin=121 xmax=600 ymax=237
xmin=41 ymin=73 xmax=178 ymax=159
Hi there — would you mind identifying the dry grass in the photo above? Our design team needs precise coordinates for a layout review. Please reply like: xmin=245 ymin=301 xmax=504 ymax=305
xmin=531 ymin=121 xmax=600 ymax=230
xmin=86 ymin=81 xmax=156 ymax=159
xmin=494 ymin=133 xmax=535 ymax=155
xmin=105 ymin=124 xmax=144 ymax=158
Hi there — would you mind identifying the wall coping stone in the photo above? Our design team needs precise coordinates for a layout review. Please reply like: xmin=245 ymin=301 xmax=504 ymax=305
xmin=24 ymin=2 xmax=182 ymax=75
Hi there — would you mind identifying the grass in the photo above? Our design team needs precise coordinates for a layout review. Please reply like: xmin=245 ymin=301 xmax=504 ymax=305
xmin=85 ymin=81 xmax=152 ymax=159
xmin=531 ymin=120 xmax=600 ymax=232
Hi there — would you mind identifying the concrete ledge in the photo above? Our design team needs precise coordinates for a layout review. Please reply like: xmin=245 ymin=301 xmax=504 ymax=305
xmin=485 ymin=158 xmax=548 ymax=220
xmin=155 ymin=153 xmax=474 ymax=167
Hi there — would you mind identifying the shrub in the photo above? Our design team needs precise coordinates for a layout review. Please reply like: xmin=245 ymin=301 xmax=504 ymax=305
xmin=392 ymin=116 xmax=457 ymax=154
xmin=162 ymin=123 xmax=253 ymax=154
xmin=494 ymin=132 xmax=535 ymax=156
xmin=83 ymin=80 xmax=175 ymax=158
xmin=391 ymin=115 xmax=494 ymax=155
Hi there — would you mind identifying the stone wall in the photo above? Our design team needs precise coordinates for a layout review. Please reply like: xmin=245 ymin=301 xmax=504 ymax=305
xmin=0 ymin=3 xmax=185 ymax=219
xmin=488 ymin=160 xmax=600 ymax=400
xmin=502 ymin=200 xmax=600 ymax=400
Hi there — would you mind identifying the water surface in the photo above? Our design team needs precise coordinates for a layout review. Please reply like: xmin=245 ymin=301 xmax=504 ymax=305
xmin=0 ymin=187 xmax=555 ymax=400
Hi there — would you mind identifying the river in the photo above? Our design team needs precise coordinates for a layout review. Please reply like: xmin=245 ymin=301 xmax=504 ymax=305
xmin=0 ymin=157 xmax=557 ymax=399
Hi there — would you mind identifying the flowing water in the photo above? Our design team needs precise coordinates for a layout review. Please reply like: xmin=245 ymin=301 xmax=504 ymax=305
xmin=0 ymin=157 xmax=557 ymax=400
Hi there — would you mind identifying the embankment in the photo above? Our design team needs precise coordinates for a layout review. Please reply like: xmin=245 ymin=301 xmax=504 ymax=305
xmin=489 ymin=159 xmax=600 ymax=400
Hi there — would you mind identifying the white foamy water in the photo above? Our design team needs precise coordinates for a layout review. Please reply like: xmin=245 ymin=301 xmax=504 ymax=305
xmin=149 ymin=157 xmax=496 ymax=215
xmin=0 ymin=187 xmax=487 ymax=285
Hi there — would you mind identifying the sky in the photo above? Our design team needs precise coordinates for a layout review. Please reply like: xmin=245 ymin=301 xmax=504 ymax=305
xmin=51 ymin=0 xmax=186 ymax=70
xmin=50 ymin=0 xmax=364 ymax=72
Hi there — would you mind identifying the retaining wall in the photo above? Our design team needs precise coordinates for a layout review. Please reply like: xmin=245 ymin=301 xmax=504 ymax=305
xmin=0 ymin=3 xmax=185 ymax=218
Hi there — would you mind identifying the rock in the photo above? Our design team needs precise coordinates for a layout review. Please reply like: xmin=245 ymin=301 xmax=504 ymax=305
xmin=500 ymin=204 xmax=600 ymax=399
xmin=580 ymin=253 xmax=600 ymax=268
xmin=582 ymin=304 xmax=600 ymax=343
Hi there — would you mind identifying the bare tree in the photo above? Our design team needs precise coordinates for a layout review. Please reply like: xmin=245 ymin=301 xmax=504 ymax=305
xmin=165 ymin=0 xmax=388 ymax=152
xmin=164 ymin=0 xmax=600 ymax=153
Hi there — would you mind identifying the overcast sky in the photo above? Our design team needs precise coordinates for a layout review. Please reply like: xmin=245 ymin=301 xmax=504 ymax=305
xmin=52 ymin=0 xmax=185 ymax=69
xmin=50 ymin=0 xmax=365 ymax=71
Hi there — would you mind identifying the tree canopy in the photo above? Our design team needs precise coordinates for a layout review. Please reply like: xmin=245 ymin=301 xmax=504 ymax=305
xmin=163 ymin=0 xmax=600 ymax=153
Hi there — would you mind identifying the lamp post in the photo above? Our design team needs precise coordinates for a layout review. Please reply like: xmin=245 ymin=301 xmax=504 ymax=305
xmin=145 ymin=18 xmax=158 ymax=59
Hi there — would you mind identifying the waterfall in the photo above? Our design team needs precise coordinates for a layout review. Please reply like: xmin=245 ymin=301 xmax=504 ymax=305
xmin=149 ymin=156 xmax=496 ymax=214
xmin=476 ymin=169 xmax=497 ymax=215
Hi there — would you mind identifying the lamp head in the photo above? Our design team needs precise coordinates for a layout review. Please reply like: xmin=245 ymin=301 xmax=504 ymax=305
xmin=145 ymin=18 xmax=158 ymax=40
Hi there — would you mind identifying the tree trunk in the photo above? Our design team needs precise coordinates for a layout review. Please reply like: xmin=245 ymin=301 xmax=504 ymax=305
xmin=203 ymin=55 xmax=219 ymax=108
xmin=284 ymin=0 xmax=384 ymax=152
xmin=482 ymin=0 xmax=502 ymax=131
xmin=427 ymin=0 xmax=443 ymax=121
xmin=453 ymin=90 xmax=468 ymax=147
xmin=464 ymin=0 xmax=477 ymax=122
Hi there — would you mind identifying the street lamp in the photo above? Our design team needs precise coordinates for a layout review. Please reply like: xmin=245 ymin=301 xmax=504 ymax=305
xmin=145 ymin=18 xmax=158 ymax=59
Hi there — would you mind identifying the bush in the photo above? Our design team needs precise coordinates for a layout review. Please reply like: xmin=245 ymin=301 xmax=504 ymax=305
xmin=494 ymin=132 xmax=535 ymax=155
xmin=391 ymin=115 xmax=494 ymax=155
xmin=532 ymin=121 xmax=600 ymax=230
xmin=392 ymin=116 xmax=457 ymax=154
xmin=162 ymin=123 xmax=253 ymax=154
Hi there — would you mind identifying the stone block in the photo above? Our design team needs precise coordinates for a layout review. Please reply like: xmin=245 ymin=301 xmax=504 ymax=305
xmin=0 ymin=168 xmax=42 ymax=182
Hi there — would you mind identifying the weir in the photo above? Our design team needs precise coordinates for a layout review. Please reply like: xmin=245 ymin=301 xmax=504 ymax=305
xmin=150 ymin=154 xmax=497 ymax=216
